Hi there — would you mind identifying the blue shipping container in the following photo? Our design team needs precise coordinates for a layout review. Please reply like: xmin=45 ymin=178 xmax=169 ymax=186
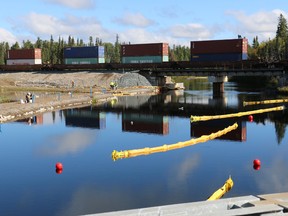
xmin=64 ymin=46 xmax=105 ymax=58
xmin=191 ymin=53 xmax=247 ymax=62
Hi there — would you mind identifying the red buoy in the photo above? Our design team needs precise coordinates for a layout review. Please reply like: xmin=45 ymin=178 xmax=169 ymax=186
xmin=55 ymin=168 xmax=63 ymax=174
xmin=248 ymin=115 xmax=253 ymax=122
xmin=253 ymin=164 xmax=261 ymax=170
xmin=253 ymin=159 xmax=261 ymax=166
xmin=55 ymin=162 xmax=63 ymax=170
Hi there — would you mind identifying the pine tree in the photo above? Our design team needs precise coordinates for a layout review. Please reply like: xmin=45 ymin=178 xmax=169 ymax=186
xmin=89 ymin=36 xmax=93 ymax=46
xmin=276 ymin=14 xmax=288 ymax=39
xmin=252 ymin=36 xmax=259 ymax=48
xmin=113 ymin=34 xmax=120 ymax=63
xmin=11 ymin=42 xmax=20 ymax=49
xmin=276 ymin=14 xmax=288 ymax=60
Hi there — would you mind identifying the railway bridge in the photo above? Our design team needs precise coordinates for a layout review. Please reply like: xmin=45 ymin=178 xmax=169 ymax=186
xmin=1 ymin=59 xmax=288 ymax=97
xmin=137 ymin=60 xmax=287 ymax=97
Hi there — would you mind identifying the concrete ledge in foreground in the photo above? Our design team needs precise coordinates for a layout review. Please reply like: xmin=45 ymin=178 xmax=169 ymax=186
xmin=84 ymin=192 xmax=288 ymax=216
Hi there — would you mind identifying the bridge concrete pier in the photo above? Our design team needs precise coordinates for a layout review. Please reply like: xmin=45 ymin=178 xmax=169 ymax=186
xmin=152 ymin=75 xmax=228 ymax=98
xmin=208 ymin=76 xmax=228 ymax=98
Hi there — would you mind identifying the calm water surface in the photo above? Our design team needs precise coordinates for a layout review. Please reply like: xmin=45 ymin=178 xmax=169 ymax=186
xmin=1 ymin=80 xmax=288 ymax=216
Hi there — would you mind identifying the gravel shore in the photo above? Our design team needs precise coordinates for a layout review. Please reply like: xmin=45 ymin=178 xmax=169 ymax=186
xmin=0 ymin=71 xmax=159 ymax=123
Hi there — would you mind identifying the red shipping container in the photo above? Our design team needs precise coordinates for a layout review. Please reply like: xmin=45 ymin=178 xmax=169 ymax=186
xmin=7 ymin=48 xmax=42 ymax=59
xmin=190 ymin=38 xmax=248 ymax=55
xmin=121 ymin=43 xmax=169 ymax=57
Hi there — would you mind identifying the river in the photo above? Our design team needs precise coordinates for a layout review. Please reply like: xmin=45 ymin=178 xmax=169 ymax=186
xmin=0 ymin=78 xmax=288 ymax=216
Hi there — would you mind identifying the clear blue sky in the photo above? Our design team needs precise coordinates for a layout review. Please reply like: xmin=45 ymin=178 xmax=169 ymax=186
xmin=0 ymin=0 xmax=287 ymax=46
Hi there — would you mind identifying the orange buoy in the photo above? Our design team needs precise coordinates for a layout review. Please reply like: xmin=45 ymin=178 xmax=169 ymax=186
xmin=248 ymin=115 xmax=253 ymax=122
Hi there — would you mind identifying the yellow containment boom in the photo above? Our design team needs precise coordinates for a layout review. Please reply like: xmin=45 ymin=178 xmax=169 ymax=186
xmin=207 ymin=176 xmax=234 ymax=201
xmin=112 ymin=123 xmax=238 ymax=161
xmin=243 ymin=99 xmax=288 ymax=106
xmin=190 ymin=105 xmax=284 ymax=122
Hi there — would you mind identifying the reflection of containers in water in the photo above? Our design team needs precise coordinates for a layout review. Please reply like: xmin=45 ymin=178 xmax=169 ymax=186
xmin=65 ymin=108 xmax=106 ymax=129
xmin=190 ymin=38 xmax=248 ymax=61
xmin=64 ymin=58 xmax=105 ymax=64
xmin=122 ymin=56 xmax=169 ymax=63
xmin=7 ymin=59 xmax=42 ymax=65
xmin=121 ymin=43 xmax=169 ymax=63
xmin=63 ymin=46 xmax=105 ymax=59
xmin=122 ymin=113 xmax=169 ymax=135
xmin=190 ymin=119 xmax=246 ymax=142
xmin=36 ymin=115 xmax=43 ymax=124
xmin=7 ymin=48 xmax=42 ymax=60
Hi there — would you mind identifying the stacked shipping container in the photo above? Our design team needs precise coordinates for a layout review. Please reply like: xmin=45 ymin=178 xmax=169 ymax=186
xmin=121 ymin=43 xmax=169 ymax=63
xmin=7 ymin=49 xmax=42 ymax=65
xmin=190 ymin=38 xmax=248 ymax=62
xmin=63 ymin=46 xmax=105 ymax=64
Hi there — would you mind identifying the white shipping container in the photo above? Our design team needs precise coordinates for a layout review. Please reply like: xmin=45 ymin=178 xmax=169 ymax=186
xmin=7 ymin=59 xmax=42 ymax=65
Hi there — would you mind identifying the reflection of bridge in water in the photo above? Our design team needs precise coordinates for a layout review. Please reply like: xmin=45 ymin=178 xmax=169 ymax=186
xmin=100 ymin=91 xmax=244 ymax=117
xmin=16 ymin=92 xmax=281 ymax=142
xmin=89 ymin=92 xmax=253 ymax=141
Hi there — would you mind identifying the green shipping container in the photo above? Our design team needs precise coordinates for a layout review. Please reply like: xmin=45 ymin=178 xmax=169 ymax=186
xmin=122 ymin=55 xmax=169 ymax=63
xmin=64 ymin=58 xmax=105 ymax=64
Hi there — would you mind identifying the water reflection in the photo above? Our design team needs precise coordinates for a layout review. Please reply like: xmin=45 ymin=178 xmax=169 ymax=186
xmin=36 ymin=130 xmax=96 ymax=156
xmin=64 ymin=107 xmax=106 ymax=129
xmin=16 ymin=115 xmax=43 ymax=125
xmin=12 ymin=90 xmax=288 ymax=144
xmin=191 ymin=119 xmax=247 ymax=142
xmin=3 ymin=82 xmax=288 ymax=216
xmin=122 ymin=113 xmax=169 ymax=135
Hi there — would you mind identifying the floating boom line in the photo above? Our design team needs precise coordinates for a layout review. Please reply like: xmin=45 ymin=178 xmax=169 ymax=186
xmin=112 ymin=123 xmax=238 ymax=161
xmin=190 ymin=106 xmax=284 ymax=122
xmin=243 ymin=99 xmax=288 ymax=106
xmin=207 ymin=176 xmax=234 ymax=201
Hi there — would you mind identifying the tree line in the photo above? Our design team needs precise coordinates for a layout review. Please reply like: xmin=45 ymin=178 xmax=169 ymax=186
xmin=249 ymin=14 xmax=288 ymax=62
xmin=0 ymin=13 xmax=287 ymax=65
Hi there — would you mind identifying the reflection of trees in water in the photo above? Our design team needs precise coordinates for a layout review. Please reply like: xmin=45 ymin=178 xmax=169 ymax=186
xmin=245 ymin=111 xmax=287 ymax=145
xmin=274 ymin=121 xmax=286 ymax=144
xmin=269 ymin=111 xmax=288 ymax=145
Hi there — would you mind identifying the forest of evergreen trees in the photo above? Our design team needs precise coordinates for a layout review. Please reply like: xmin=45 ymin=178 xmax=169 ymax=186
xmin=0 ymin=14 xmax=287 ymax=65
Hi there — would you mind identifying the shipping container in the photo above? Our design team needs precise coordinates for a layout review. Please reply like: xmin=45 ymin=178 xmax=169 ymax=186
xmin=64 ymin=58 xmax=105 ymax=64
xmin=190 ymin=38 xmax=248 ymax=55
xmin=122 ymin=55 xmax=169 ymax=63
xmin=7 ymin=59 xmax=42 ymax=65
xmin=121 ymin=43 xmax=169 ymax=57
xmin=64 ymin=46 xmax=105 ymax=59
xmin=7 ymin=49 xmax=41 ymax=60
xmin=191 ymin=53 xmax=247 ymax=62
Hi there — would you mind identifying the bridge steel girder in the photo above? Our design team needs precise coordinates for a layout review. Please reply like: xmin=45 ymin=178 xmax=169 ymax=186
xmin=147 ymin=68 xmax=285 ymax=77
